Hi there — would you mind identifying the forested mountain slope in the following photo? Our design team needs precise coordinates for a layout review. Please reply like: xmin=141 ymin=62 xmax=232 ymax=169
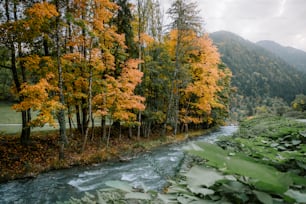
xmin=210 ymin=31 xmax=306 ymax=103
xmin=257 ymin=40 xmax=306 ymax=72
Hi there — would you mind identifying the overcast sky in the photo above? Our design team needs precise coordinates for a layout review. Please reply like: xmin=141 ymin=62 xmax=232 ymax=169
xmin=161 ymin=0 xmax=306 ymax=51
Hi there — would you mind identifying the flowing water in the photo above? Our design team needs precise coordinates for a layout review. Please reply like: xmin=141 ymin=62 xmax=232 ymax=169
xmin=0 ymin=126 xmax=237 ymax=203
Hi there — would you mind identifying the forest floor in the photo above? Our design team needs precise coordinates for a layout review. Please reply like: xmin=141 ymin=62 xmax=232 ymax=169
xmin=0 ymin=126 xmax=213 ymax=183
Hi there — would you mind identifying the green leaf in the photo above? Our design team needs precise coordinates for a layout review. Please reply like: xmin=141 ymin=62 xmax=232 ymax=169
xmin=253 ymin=190 xmax=273 ymax=204
xmin=125 ymin=192 xmax=151 ymax=200
xmin=186 ymin=166 xmax=224 ymax=188
xmin=104 ymin=180 xmax=132 ymax=192
xmin=177 ymin=196 xmax=192 ymax=204
xmin=188 ymin=186 xmax=214 ymax=196
xmin=187 ymin=142 xmax=292 ymax=194
xmin=189 ymin=200 xmax=216 ymax=204
xmin=284 ymin=189 xmax=306 ymax=203
xmin=221 ymin=181 xmax=246 ymax=193
xmin=291 ymin=140 xmax=301 ymax=145
xmin=157 ymin=193 xmax=177 ymax=203
xmin=177 ymin=194 xmax=200 ymax=204
xmin=299 ymin=131 xmax=306 ymax=137
xmin=187 ymin=142 xmax=228 ymax=169
xmin=167 ymin=185 xmax=190 ymax=194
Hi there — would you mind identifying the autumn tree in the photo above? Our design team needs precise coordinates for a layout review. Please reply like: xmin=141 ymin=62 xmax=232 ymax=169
xmin=55 ymin=0 xmax=68 ymax=159
xmin=0 ymin=1 xmax=59 ymax=144
xmin=0 ymin=0 xmax=232 ymax=156
xmin=58 ymin=0 xmax=145 ymax=149
xmin=163 ymin=0 xmax=201 ymax=135
xmin=1 ymin=0 xmax=29 ymax=143
xmin=177 ymin=32 xmax=231 ymax=130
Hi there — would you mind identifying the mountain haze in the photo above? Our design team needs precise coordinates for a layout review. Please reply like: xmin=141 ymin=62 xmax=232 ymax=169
xmin=257 ymin=40 xmax=306 ymax=72
xmin=210 ymin=31 xmax=306 ymax=103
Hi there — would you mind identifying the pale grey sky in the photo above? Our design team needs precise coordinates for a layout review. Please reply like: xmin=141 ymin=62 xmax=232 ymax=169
xmin=161 ymin=0 xmax=306 ymax=51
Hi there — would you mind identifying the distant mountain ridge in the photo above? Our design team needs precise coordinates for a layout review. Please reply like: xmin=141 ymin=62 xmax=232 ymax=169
xmin=209 ymin=31 xmax=306 ymax=103
xmin=257 ymin=40 xmax=306 ymax=72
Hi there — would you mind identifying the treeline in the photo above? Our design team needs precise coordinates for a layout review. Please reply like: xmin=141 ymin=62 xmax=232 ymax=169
xmin=210 ymin=31 xmax=306 ymax=102
xmin=210 ymin=31 xmax=306 ymax=119
xmin=257 ymin=40 xmax=306 ymax=73
xmin=0 ymin=0 xmax=231 ymax=157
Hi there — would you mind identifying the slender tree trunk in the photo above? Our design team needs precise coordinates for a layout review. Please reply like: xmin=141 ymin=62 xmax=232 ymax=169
xmin=107 ymin=119 xmax=112 ymax=148
xmin=66 ymin=0 xmax=74 ymax=138
xmin=129 ymin=126 xmax=133 ymax=138
xmin=172 ymin=30 xmax=182 ymax=136
xmin=82 ymin=64 xmax=93 ymax=152
xmin=6 ymin=0 xmax=31 ymax=144
xmin=137 ymin=0 xmax=143 ymax=140
xmin=144 ymin=122 xmax=151 ymax=138
xmin=137 ymin=112 xmax=141 ymax=139
xmin=90 ymin=116 xmax=95 ymax=141
xmin=102 ymin=116 xmax=107 ymax=141
xmin=43 ymin=37 xmax=49 ymax=56
xmin=55 ymin=0 xmax=68 ymax=160
xmin=101 ymin=92 xmax=107 ymax=142
xmin=67 ymin=105 xmax=73 ymax=137
xmin=81 ymin=98 xmax=87 ymax=136
xmin=19 ymin=34 xmax=31 ymax=144
xmin=76 ymin=105 xmax=82 ymax=132
xmin=162 ymin=33 xmax=181 ymax=136
xmin=119 ymin=123 xmax=122 ymax=140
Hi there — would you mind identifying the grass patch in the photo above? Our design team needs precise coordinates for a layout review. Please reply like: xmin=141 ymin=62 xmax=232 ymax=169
xmin=0 ymin=101 xmax=21 ymax=124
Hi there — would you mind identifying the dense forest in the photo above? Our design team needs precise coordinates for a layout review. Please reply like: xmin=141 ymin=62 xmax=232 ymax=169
xmin=0 ymin=0 xmax=232 ymax=158
xmin=257 ymin=40 xmax=306 ymax=73
xmin=210 ymin=31 xmax=306 ymax=119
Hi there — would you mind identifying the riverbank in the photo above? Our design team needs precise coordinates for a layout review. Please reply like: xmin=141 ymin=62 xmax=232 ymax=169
xmin=65 ymin=115 xmax=306 ymax=203
xmin=0 ymin=126 xmax=217 ymax=183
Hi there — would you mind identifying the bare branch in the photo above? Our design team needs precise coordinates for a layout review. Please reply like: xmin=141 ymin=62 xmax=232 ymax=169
xmin=0 ymin=64 xmax=11 ymax=70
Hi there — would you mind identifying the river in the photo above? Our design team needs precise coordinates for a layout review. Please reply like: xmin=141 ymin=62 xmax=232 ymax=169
xmin=0 ymin=126 xmax=237 ymax=203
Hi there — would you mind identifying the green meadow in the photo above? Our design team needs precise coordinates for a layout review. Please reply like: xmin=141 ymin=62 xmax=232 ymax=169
xmin=0 ymin=102 xmax=60 ymax=134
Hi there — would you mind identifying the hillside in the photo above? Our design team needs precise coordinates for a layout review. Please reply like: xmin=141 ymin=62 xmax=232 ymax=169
xmin=210 ymin=31 xmax=306 ymax=103
xmin=257 ymin=40 xmax=306 ymax=72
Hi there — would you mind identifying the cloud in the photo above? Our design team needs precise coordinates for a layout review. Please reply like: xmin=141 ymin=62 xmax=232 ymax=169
xmin=160 ymin=0 xmax=306 ymax=51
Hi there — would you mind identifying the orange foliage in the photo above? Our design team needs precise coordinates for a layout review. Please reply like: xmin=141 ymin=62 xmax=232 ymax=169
xmin=93 ymin=59 xmax=145 ymax=124
xmin=165 ymin=30 xmax=231 ymax=125
xmin=26 ymin=2 xmax=58 ymax=20
xmin=13 ymin=75 xmax=63 ymax=127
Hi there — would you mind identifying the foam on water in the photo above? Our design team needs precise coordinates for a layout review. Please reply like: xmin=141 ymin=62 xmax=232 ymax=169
xmin=121 ymin=172 xmax=139 ymax=182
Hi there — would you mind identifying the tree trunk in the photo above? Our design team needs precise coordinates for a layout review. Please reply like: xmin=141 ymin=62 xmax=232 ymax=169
xmin=55 ymin=0 xmax=68 ymax=160
xmin=107 ymin=121 xmax=112 ymax=148
xmin=137 ymin=0 xmax=143 ymax=140
xmin=137 ymin=112 xmax=141 ymax=139
xmin=90 ymin=116 xmax=95 ymax=141
xmin=76 ymin=105 xmax=82 ymax=133
xmin=172 ymin=29 xmax=182 ymax=136
xmin=102 ymin=116 xmax=107 ymax=141
xmin=119 ymin=123 xmax=122 ymax=140
xmin=81 ymin=98 xmax=88 ymax=136
xmin=19 ymin=30 xmax=32 ymax=144
xmin=67 ymin=105 xmax=73 ymax=137
xmin=82 ymin=64 xmax=93 ymax=152
xmin=129 ymin=126 xmax=133 ymax=138
xmin=6 ymin=0 xmax=31 ymax=144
